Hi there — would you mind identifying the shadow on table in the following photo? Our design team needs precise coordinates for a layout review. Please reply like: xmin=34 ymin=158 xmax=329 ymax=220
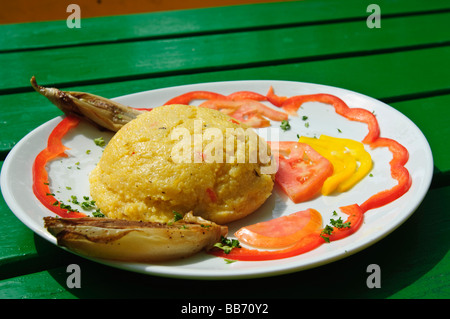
xmin=37 ymin=186 xmax=448 ymax=299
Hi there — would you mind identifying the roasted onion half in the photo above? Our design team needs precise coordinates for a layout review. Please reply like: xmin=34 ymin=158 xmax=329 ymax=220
xmin=44 ymin=212 xmax=228 ymax=262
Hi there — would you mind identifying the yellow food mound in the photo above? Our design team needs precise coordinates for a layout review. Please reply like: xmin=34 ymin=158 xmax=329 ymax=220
xmin=89 ymin=104 xmax=274 ymax=224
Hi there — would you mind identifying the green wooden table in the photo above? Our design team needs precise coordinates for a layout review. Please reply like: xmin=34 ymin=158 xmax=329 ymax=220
xmin=0 ymin=0 xmax=449 ymax=303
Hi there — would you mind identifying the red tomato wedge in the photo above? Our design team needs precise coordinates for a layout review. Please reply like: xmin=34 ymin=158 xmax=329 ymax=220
xmin=235 ymin=208 xmax=323 ymax=248
xmin=281 ymin=93 xmax=380 ymax=144
xmin=210 ymin=231 xmax=324 ymax=261
xmin=209 ymin=204 xmax=364 ymax=261
xmin=164 ymin=90 xmax=289 ymax=128
xmin=269 ymin=141 xmax=334 ymax=203
xmin=32 ymin=116 xmax=87 ymax=218
xmin=198 ymin=98 xmax=287 ymax=127
xmin=200 ymin=99 xmax=288 ymax=122
xmin=234 ymin=114 xmax=271 ymax=128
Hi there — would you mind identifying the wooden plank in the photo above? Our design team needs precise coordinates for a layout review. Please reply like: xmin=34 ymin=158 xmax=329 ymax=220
xmin=0 ymin=268 xmax=77 ymax=299
xmin=1 ymin=11 xmax=450 ymax=93
xmin=0 ymin=160 xmax=36 ymax=263
xmin=1 ymin=0 xmax=449 ymax=52
xmin=0 ymin=160 xmax=80 ymax=280
xmin=1 ymin=46 xmax=450 ymax=173
xmin=1 ymin=184 xmax=448 ymax=298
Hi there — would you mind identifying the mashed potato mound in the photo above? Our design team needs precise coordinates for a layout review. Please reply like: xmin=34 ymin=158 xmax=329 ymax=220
xmin=89 ymin=104 xmax=274 ymax=224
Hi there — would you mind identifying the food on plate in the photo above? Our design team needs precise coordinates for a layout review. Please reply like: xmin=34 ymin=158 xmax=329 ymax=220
xmin=198 ymin=98 xmax=288 ymax=128
xmin=235 ymin=208 xmax=323 ymax=248
xmin=210 ymin=204 xmax=365 ymax=261
xmin=31 ymin=77 xmax=288 ymax=131
xmin=89 ymin=104 xmax=275 ymax=225
xmin=33 ymin=115 xmax=87 ymax=218
xmin=268 ymin=141 xmax=334 ymax=203
xmin=299 ymin=135 xmax=373 ymax=195
xmin=164 ymin=89 xmax=289 ymax=128
xmin=30 ymin=81 xmax=412 ymax=264
xmin=44 ymin=212 xmax=227 ymax=262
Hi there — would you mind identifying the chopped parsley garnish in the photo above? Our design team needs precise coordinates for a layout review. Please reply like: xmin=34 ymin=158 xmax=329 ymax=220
xmin=330 ymin=216 xmax=351 ymax=229
xmin=300 ymin=115 xmax=310 ymax=128
xmin=81 ymin=199 xmax=96 ymax=209
xmin=94 ymin=137 xmax=105 ymax=147
xmin=61 ymin=194 xmax=98 ymax=212
xmin=70 ymin=195 xmax=79 ymax=204
xmin=320 ymin=213 xmax=352 ymax=243
xmin=280 ymin=120 xmax=291 ymax=131
xmin=320 ymin=225 xmax=334 ymax=243
xmin=92 ymin=209 xmax=105 ymax=217
xmin=173 ymin=211 xmax=183 ymax=222
xmin=58 ymin=201 xmax=79 ymax=213
xmin=167 ymin=211 xmax=184 ymax=225
xmin=214 ymin=236 xmax=241 ymax=254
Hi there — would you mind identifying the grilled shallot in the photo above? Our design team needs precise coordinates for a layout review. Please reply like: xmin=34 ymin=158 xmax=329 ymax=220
xmin=44 ymin=212 xmax=228 ymax=262
xmin=31 ymin=76 xmax=143 ymax=132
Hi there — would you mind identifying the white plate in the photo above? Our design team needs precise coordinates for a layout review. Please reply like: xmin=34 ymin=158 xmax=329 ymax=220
xmin=0 ymin=80 xmax=433 ymax=280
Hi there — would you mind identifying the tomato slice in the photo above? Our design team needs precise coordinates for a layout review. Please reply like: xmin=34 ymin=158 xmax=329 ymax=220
xmin=164 ymin=90 xmax=288 ymax=128
xmin=234 ymin=114 xmax=271 ymax=128
xmin=199 ymin=99 xmax=242 ymax=111
xmin=198 ymin=98 xmax=287 ymax=127
xmin=235 ymin=208 xmax=322 ymax=248
xmin=269 ymin=142 xmax=334 ymax=203
xmin=210 ymin=231 xmax=324 ymax=261
xmin=209 ymin=204 xmax=363 ymax=261
xmin=229 ymin=100 xmax=288 ymax=122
